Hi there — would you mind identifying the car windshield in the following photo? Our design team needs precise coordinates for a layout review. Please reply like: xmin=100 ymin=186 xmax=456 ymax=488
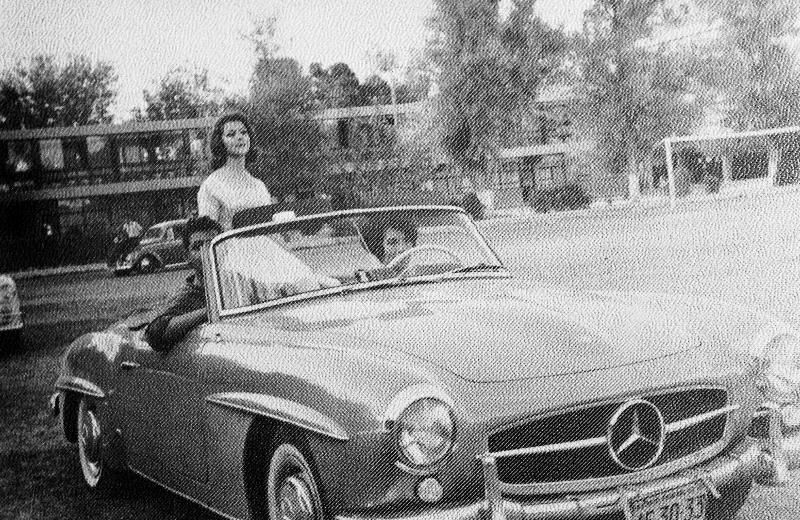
xmin=210 ymin=207 xmax=504 ymax=313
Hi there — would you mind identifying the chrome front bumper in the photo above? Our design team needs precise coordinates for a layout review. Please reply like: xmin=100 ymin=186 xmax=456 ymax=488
xmin=337 ymin=405 xmax=800 ymax=520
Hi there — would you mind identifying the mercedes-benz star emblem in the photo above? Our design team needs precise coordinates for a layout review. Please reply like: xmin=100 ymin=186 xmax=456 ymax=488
xmin=607 ymin=399 xmax=665 ymax=471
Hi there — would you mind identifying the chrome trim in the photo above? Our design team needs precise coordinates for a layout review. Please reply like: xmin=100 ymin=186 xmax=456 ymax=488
xmin=54 ymin=376 xmax=105 ymax=398
xmin=334 ymin=441 xmax=766 ymax=520
xmin=487 ymin=384 xmax=727 ymax=438
xmin=481 ymin=385 xmax=736 ymax=494
xmin=499 ymin=437 xmax=729 ymax=496
xmin=666 ymin=404 xmax=740 ymax=432
xmin=481 ymin=390 xmax=734 ymax=461
xmin=478 ymin=436 xmax=606 ymax=460
xmin=206 ymin=392 xmax=349 ymax=441
xmin=606 ymin=399 xmax=666 ymax=471
xmin=382 ymin=383 xmax=456 ymax=429
xmin=395 ymin=460 xmax=437 ymax=477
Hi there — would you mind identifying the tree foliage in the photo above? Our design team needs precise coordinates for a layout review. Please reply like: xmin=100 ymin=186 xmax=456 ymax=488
xmin=577 ymin=0 xmax=701 ymax=195
xmin=137 ymin=66 xmax=237 ymax=121
xmin=697 ymin=0 xmax=800 ymax=130
xmin=426 ymin=0 xmax=567 ymax=184
xmin=0 ymin=54 xmax=117 ymax=129
xmin=246 ymin=32 xmax=327 ymax=200
xmin=310 ymin=62 xmax=365 ymax=109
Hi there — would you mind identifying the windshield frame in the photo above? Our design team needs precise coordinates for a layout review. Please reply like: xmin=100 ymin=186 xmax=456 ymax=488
xmin=206 ymin=205 xmax=506 ymax=319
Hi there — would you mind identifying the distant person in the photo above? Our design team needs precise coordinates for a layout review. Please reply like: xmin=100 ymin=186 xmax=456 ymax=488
xmin=123 ymin=218 xmax=143 ymax=239
xmin=108 ymin=218 xmax=142 ymax=267
xmin=144 ymin=216 xmax=222 ymax=351
xmin=197 ymin=112 xmax=273 ymax=230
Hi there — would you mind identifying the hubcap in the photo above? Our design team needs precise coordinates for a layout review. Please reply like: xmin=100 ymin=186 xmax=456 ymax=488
xmin=78 ymin=405 xmax=102 ymax=482
xmin=277 ymin=475 xmax=316 ymax=520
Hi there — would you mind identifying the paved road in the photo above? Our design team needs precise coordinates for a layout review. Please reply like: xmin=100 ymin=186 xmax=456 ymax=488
xmin=14 ymin=191 xmax=800 ymax=518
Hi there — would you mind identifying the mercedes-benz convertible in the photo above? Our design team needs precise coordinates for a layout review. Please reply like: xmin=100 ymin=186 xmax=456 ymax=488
xmin=52 ymin=206 xmax=800 ymax=520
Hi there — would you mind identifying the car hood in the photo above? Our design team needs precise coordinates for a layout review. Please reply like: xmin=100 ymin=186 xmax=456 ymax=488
xmin=268 ymin=280 xmax=702 ymax=382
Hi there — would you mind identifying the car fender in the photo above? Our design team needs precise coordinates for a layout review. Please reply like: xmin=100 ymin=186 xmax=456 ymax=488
xmin=56 ymin=329 xmax=127 ymax=401
xmin=205 ymin=391 xmax=349 ymax=441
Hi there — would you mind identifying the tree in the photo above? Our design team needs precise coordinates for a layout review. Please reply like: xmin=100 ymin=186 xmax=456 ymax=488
xmin=138 ymin=66 xmax=236 ymax=121
xmin=310 ymin=62 xmax=364 ymax=109
xmin=577 ymin=0 xmax=702 ymax=196
xmin=426 ymin=0 xmax=567 ymax=187
xmin=0 ymin=54 xmax=117 ymax=129
xmin=245 ymin=20 xmax=327 ymax=200
xmin=697 ymin=0 xmax=800 ymax=130
xmin=360 ymin=75 xmax=392 ymax=105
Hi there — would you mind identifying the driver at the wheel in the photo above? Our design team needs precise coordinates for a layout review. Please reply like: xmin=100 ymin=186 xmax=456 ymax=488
xmin=357 ymin=217 xmax=417 ymax=282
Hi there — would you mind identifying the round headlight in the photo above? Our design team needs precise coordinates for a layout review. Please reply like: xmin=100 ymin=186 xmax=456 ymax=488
xmin=763 ymin=334 xmax=800 ymax=404
xmin=396 ymin=398 xmax=455 ymax=467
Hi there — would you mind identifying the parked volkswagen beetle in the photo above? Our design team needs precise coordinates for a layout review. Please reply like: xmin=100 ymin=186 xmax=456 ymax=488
xmin=113 ymin=219 xmax=187 ymax=276
xmin=54 ymin=206 xmax=800 ymax=520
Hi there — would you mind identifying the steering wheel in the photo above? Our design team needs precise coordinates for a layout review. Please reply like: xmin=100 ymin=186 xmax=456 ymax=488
xmin=384 ymin=245 xmax=463 ymax=278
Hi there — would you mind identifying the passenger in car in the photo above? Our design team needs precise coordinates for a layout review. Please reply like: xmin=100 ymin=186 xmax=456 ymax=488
xmin=144 ymin=216 xmax=222 ymax=351
xmin=356 ymin=216 xmax=418 ymax=282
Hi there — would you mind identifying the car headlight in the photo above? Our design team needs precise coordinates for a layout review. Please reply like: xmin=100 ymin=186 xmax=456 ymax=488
xmin=395 ymin=398 xmax=455 ymax=467
xmin=762 ymin=334 xmax=800 ymax=405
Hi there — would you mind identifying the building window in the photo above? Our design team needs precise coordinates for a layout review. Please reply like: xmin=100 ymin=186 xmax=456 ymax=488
xmin=153 ymin=132 xmax=186 ymax=163
xmin=63 ymin=138 xmax=88 ymax=170
xmin=337 ymin=120 xmax=350 ymax=148
xmin=118 ymin=134 xmax=150 ymax=164
xmin=39 ymin=139 xmax=65 ymax=170
xmin=86 ymin=136 xmax=113 ymax=168
xmin=188 ymin=129 xmax=207 ymax=159
xmin=6 ymin=141 xmax=34 ymax=173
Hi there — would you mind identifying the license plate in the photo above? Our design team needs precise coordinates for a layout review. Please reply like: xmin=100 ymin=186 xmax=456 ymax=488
xmin=627 ymin=482 xmax=707 ymax=520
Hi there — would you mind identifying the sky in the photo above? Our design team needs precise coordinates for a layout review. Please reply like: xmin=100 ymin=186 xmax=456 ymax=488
xmin=0 ymin=0 xmax=593 ymax=120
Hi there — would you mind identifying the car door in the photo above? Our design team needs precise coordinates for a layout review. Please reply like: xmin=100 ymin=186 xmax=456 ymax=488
xmin=117 ymin=326 xmax=210 ymax=485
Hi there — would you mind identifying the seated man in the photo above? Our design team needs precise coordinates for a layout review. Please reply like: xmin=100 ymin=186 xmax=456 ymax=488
xmin=144 ymin=216 xmax=222 ymax=351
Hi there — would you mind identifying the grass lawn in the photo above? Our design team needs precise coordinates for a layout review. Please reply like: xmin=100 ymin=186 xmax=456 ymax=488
xmin=0 ymin=318 xmax=215 ymax=520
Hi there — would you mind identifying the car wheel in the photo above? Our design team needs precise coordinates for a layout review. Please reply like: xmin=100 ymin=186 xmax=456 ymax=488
xmin=136 ymin=255 xmax=158 ymax=275
xmin=265 ymin=434 xmax=325 ymax=520
xmin=77 ymin=397 xmax=115 ymax=489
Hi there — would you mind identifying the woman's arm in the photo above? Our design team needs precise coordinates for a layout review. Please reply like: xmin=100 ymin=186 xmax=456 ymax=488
xmin=197 ymin=181 xmax=222 ymax=222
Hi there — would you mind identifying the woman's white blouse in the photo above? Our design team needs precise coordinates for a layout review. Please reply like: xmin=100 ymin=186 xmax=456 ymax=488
xmin=197 ymin=170 xmax=273 ymax=229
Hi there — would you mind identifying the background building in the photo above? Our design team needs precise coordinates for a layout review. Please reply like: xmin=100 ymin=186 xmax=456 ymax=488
xmin=0 ymin=92 xmax=588 ymax=270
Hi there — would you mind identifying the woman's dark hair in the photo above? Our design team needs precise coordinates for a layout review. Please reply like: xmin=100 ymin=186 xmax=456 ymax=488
xmin=183 ymin=216 xmax=223 ymax=249
xmin=209 ymin=112 xmax=257 ymax=171
xmin=363 ymin=215 xmax=418 ymax=261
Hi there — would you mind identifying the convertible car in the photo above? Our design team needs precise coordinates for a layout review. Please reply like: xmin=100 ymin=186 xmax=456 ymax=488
xmin=53 ymin=206 xmax=800 ymax=520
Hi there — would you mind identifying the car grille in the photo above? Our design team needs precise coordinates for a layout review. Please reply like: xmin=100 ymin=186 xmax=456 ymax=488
xmin=487 ymin=388 xmax=730 ymax=485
